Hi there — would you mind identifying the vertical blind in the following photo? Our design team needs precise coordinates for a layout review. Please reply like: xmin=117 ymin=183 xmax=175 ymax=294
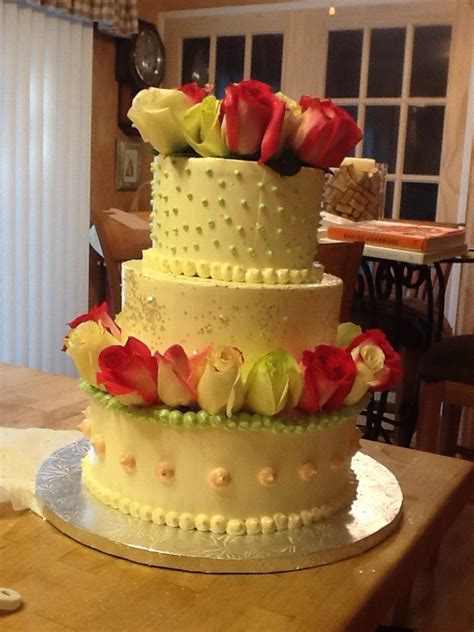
xmin=0 ymin=0 xmax=92 ymax=374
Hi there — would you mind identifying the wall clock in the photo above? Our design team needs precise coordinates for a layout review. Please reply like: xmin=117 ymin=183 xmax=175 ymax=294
xmin=116 ymin=20 xmax=166 ymax=135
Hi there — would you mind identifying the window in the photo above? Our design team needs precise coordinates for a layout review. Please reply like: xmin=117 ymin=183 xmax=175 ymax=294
xmin=325 ymin=25 xmax=452 ymax=221
xmin=181 ymin=33 xmax=284 ymax=96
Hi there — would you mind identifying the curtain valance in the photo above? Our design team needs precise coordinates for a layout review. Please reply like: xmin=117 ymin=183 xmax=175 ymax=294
xmin=27 ymin=0 xmax=138 ymax=37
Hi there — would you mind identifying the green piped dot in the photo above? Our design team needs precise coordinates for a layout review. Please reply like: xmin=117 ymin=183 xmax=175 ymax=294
xmin=196 ymin=410 xmax=209 ymax=425
xmin=251 ymin=419 xmax=262 ymax=430
xmin=164 ymin=230 xmax=169 ymax=237
xmin=218 ymin=178 xmax=226 ymax=188
xmin=271 ymin=185 xmax=278 ymax=193
xmin=240 ymin=199 xmax=248 ymax=207
xmin=276 ymin=227 xmax=283 ymax=236
xmin=267 ymin=250 xmax=273 ymax=257
xmin=176 ymin=185 xmax=181 ymax=192
xmin=208 ymin=220 xmax=215 ymax=229
xmin=156 ymin=222 xmax=161 ymax=229
xmin=195 ymin=225 xmax=203 ymax=234
xmin=193 ymin=243 xmax=200 ymax=251
xmin=206 ymin=167 xmax=213 ymax=176
xmin=247 ymin=247 xmax=255 ymax=256
xmin=262 ymin=416 xmax=273 ymax=429
xmin=182 ymin=245 xmax=188 ymax=252
xmin=272 ymin=421 xmax=286 ymax=434
xmin=171 ymin=158 xmax=177 ymax=165
xmin=294 ymin=425 xmax=305 ymax=434
xmin=183 ymin=412 xmax=196 ymax=427
xmin=229 ymin=245 xmax=237 ymax=255
xmin=210 ymin=414 xmax=224 ymax=427
xmin=256 ymin=222 xmax=263 ymax=232
xmin=277 ymin=206 xmax=284 ymax=214
xmin=183 ymin=224 xmax=189 ymax=231
xmin=238 ymin=420 xmax=250 ymax=430
xmin=172 ymin=207 xmax=178 ymax=215
xmin=171 ymin=246 xmax=177 ymax=254
xmin=290 ymin=215 xmax=297 ymax=223
xmin=173 ymin=228 xmax=179 ymax=235
xmin=158 ymin=192 xmax=163 ymax=199
xmin=223 ymin=214 xmax=232 ymax=224
xmin=213 ymin=239 xmax=220 ymax=247
xmin=201 ymin=198 xmax=209 ymax=206
xmin=218 ymin=196 xmax=225 ymax=206
xmin=187 ymin=193 xmax=193 ymax=201
xmin=259 ymin=203 xmax=267 ymax=210
xmin=226 ymin=419 xmax=237 ymax=430
xmin=234 ymin=169 xmax=242 ymax=177
xmin=185 ymin=167 xmax=191 ymax=175
xmin=236 ymin=225 xmax=244 ymax=234
xmin=163 ymin=171 xmax=169 ymax=178
xmin=257 ymin=181 xmax=264 ymax=189
xmin=164 ymin=209 xmax=170 ymax=217
xmin=169 ymin=410 xmax=183 ymax=426
xmin=163 ymin=194 xmax=168 ymax=202
xmin=158 ymin=409 xmax=170 ymax=423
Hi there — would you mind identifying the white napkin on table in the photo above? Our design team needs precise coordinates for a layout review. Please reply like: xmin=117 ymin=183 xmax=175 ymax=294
xmin=0 ymin=427 xmax=81 ymax=517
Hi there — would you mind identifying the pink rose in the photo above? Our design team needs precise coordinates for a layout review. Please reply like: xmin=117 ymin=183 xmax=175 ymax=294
xmin=97 ymin=337 xmax=159 ymax=406
xmin=297 ymin=345 xmax=357 ymax=413
xmin=221 ymin=80 xmax=285 ymax=164
xmin=156 ymin=344 xmax=210 ymax=408
xmin=290 ymin=98 xmax=362 ymax=168
xmin=178 ymin=82 xmax=212 ymax=105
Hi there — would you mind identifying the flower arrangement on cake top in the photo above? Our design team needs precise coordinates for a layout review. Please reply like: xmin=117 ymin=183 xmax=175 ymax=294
xmin=127 ymin=80 xmax=362 ymax=174
xmin=63 ymin=304 xmax=402 ymax=419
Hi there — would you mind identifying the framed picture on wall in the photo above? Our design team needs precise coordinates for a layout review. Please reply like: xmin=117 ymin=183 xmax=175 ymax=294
xmin=116 ymin=139 xmax=142 ymax=190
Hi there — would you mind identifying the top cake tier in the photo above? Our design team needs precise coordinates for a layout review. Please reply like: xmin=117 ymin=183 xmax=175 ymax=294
xmin=145 ymin=155 xmax=325 ymax=283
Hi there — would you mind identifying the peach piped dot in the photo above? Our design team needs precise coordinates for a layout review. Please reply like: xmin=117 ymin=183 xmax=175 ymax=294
xmin=208 ymin=467 xmax=231 ymax=490
xmin=78 ymin=419 xmax=91 ymax=438
xmin=119 ymin=453 xmax=136 ymax=473
xmin=91 ymin=434 xmax=105 ymax=456
xmin=299 ymin=461 xmax=317 ymax=481
xmin=155 ymin=461 xmax=175 ymax=481
xmin=258 ymin=466 xmax=277 ymax=487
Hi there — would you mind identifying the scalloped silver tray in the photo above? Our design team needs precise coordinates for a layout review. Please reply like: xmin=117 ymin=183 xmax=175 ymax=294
xmin=36 ymin=439 xmax=402 ymax=573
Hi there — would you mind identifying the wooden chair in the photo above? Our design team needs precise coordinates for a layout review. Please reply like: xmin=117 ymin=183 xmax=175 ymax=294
xmin=92 ymin=209 xmax=151 ymax=316
xmin=415 ymin=336 xmax=474 ymax=455
xmin=317 ymin=240 xmax=365 ymax=322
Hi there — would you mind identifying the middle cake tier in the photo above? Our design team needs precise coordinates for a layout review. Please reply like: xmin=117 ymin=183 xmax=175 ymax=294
xmin=119 ymin=261 xmax=343 ymax=369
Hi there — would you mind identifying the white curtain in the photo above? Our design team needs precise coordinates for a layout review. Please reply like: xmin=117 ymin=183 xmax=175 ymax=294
xmin=0 ymin=0 xmax=92 ymax=374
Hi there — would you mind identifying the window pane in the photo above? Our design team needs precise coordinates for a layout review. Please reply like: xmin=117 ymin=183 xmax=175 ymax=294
xmin=341 ymin=106 xmax=358 ymax=156
xmin=251 ymin=34 xmax=283 ymax=92
xmin=325 ymin=30 xmax=363 ymax=98
xmin=404 ymin=106 xmax=445 ymax=175
xmin=182 ymin=37 xmax=210 ymax=87
xmin=400 ymin=183 xmax=438 ymax=221
xmin=216 ymin=36 xmax=245 ymax=98
xmin=367 ymin=28 xmax=405 ymax=98
xmin=364 ymin=106 xmax=400 ymax=173
xmin=384 ymin=181 xmax=395 ymax=218
xmin=410 ymin=26 xmax=451 ymax=97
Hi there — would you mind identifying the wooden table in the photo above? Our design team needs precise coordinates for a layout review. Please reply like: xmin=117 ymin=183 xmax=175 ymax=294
xmin=1 ymin=363 xmax=473 ymax=632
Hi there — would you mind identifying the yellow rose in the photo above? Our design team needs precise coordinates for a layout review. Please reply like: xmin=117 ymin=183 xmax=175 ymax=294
xmin=245 ymin=350 xmax=303 ymax=416
xmin=183 ymin=96 xmax=230 ymax=158
xmin=197 ymin=347 xmax=244 ymax=417
xmin=128 ymin=88 xmax=190 ymax=154
xmin=343 ymin=343 xmax=387 ymax=405
xmin=64 ymin=321 xmax=121 ymax=388
xmin=275 ymin=92 xmax=302 ymax=155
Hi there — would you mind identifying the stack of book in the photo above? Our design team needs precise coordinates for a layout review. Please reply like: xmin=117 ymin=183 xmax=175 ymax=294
xmin=326 ymin=219 xmax=467 ymax=264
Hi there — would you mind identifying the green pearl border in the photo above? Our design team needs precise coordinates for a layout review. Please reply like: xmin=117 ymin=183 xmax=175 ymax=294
xmin=80 ymin=382 xmax=369 ymax=434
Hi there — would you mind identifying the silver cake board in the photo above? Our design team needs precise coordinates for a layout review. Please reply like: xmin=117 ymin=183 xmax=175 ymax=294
xmin=35 ymin=439 xmax=402 ymax=573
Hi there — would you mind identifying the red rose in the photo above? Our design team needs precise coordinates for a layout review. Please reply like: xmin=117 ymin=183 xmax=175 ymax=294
xmin=178 ymin=82 xmax=211 ymax=105
xmin=155 ymin=344 xmax=210 ymax=407
xmin=221 ymin=80 xmax=285 ymax=164
xmin=346 ymin=329 xmax=403 ymax=391
xmin=67 ymin=302 xmax=121 ymax=338
xmin=290 ymin=98 xmax=362 ymax=169
xmin=97 ymin=337 xmax=159 ymax=406
xmin=297 ymin=345 xmax=357 ymax=413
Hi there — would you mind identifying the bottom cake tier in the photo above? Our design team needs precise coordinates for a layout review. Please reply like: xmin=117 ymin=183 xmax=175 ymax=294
xmin=79 ymin=386 xmax=365 ymax=536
